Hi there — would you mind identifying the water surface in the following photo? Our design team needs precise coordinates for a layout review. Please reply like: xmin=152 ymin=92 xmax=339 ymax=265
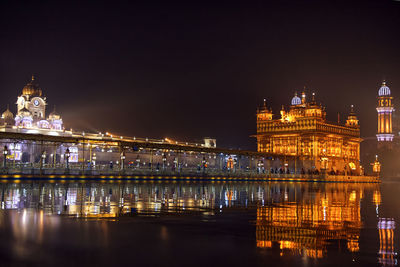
xmin=0 ymin=180 xmax=397 ymax=266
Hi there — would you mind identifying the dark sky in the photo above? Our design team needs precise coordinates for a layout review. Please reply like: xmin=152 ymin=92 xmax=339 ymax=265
xmin=1 ymin=0 xmax=399 ymax=150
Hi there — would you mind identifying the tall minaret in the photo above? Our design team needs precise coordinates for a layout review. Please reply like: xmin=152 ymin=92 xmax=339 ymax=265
xmin=376 ymin=81 xmax=394 ymax=142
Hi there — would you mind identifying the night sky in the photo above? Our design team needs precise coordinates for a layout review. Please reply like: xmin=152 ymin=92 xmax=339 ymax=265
xmin=1 ymin=0 xmax=399 ymax=150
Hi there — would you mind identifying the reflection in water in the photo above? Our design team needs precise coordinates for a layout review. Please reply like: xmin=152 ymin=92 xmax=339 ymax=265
xmin=0 ymin=182 xmax=258 ymax=218
xmin=0 ymin=181 xmax=397 ymax=266
xmin=374 ymin=189 xmax=397 ymax=266
xmin=378 ymin=218 xmax=396 ymax=266
xmin=256 ymin=184 xmax=363 ymax=258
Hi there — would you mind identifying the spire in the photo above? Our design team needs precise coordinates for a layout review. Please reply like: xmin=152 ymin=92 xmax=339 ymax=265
xmin=260 ymin=99 xmax=268 ymax=112
xmin=50 ymin=104 xmax=60 ymax=117
xmin=31 ymin=74 xmax=35 ymax=81
xmin=301 ymin=87 xmax=306 ymax=104
xmin=311 ymin=92 xmax=316 ymax=103
xmin=257 ymin=98 xmax=272 ymax=121
xmin=346 ymin=104 xmax=358 ymax=127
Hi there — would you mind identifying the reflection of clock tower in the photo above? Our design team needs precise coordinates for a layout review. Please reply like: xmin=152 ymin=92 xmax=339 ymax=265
xmin=16 ymin=75 xmax=47 ymax=120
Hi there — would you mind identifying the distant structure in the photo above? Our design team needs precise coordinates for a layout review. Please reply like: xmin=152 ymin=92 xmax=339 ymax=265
xmin=376 ymin=81 xmax=394 ymax=146
xmin=256 ymin=90 xmax=361 ymax=174
xmin=0 ymin=75 xmax=64 ymax=132
xmin=360 ymin=80 xmax=400 ymax=177
xmin=203 ymin=138 xmax=217 ymax=148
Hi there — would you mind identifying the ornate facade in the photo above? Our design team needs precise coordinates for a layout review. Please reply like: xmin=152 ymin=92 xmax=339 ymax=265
xmin=256 ymin=91 xmax=361 ymax=173
xmin=256 ymin=184 xmax=364 ymax=258
xmin=0 ymin=75 xmax=64 ymax=132
xmin=376 ymin=81 xmax=394 ymax=143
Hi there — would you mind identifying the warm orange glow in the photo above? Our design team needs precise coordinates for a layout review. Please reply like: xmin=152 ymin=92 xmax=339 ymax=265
xmin=373 ymin=190 xmax=382 ymax=206
xmin=256 ymin=95 xmax=361 ymax=172
xmin=256 ymin=184 xmax=367 ymax=258
xmin=377 ymin=94 xmax=394 ymax=135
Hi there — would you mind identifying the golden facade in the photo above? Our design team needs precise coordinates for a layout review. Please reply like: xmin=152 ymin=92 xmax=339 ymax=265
xmin=256 ymin=184 xmax=364 ymax=258
xmin=256 ymin=91 xmax=361 ymax=172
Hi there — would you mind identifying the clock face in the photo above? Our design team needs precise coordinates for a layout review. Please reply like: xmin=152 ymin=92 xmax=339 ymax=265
xmin=33 ymin=99 xmax=40 ymax=106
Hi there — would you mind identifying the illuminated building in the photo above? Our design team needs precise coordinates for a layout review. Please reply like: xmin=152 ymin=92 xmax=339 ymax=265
xmin=0 ymin=75 xmax=64 ymax=132
xmin=256 ymin=91 xmax=362 ymax=173
xmin=376 ymin=81 xmax=394 ymax=144
xmin=256 ymin=184 xmax=364 ymax=258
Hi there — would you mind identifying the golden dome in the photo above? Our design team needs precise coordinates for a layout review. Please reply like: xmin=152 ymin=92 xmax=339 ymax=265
xmin=2 ymin=105 xmax=14 ymax=126
xmin=49 ymin=105 xmax=61 ymax=119
xmin=1 ymin=105 xmax=13 ymax=120
xmin=22 ymin=75 xmax=42 ymax=96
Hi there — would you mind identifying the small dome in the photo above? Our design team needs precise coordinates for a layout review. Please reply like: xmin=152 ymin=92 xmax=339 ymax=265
xmin=378 ymin=81 xmax=391 ymax=96
xmin=22 ymin=75 xmax=42 ymax=96
xmin=2 ymin=106 xmax=13 ymax=120
xmin=49 ymin=106 xmax=61 ymax=119
xmin=291 ymin=92 xmax=301 ymax=106
xmin=49 ymin=106 xmax=58 ymax=116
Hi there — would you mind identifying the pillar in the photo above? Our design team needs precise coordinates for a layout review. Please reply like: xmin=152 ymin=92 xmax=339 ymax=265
xmin=150 ymin=149 xmax=153 ymax=170
xmin=53 ymin=143 xmax=57 ymax=168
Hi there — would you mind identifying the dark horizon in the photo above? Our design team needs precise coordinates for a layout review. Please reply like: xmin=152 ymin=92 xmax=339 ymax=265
xmin=1 ymin=0 xmax=399 ymax=150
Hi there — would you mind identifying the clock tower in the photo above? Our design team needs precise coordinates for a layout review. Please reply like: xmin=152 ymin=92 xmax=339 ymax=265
xmin=16 ymin=75 xmax=47 ymax=120
xmin=376 ymin=81 xmax=394 ymax=146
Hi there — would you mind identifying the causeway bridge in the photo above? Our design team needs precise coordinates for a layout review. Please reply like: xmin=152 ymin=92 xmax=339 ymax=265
xmin=0 ymin=131 xmax=378 ymax=182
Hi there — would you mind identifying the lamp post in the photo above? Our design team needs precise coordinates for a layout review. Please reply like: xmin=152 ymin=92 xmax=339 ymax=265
xmin=173 ymin=157 xmax=178 ymax=172
xmin=92 ymin=153 xmax=96 ymax=168
xmin=65 ymin=148 xmax=70 ymax=172
xmin=257 ymin=160 xmax=264 ymax=174
xmin=371 ymin=154 xmax=381 ymax=177
xmin=162 ymin=153 xmax=167 ymax=170
xmin=40 ymin=151 xmax=46 ymax=175
xmin=121 ymin=152 xmax=126 ymax=171
xmin=136 ymin=155 xmax=140 ymax=168
xmin=3 ymin=146 xmax=8 ymax=170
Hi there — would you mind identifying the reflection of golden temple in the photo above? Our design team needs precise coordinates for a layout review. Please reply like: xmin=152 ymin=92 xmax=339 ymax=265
xmin=373 ymin=190 xmax=382 ymax=206
xmin=256 ymin=184 xmax=364 ymax=258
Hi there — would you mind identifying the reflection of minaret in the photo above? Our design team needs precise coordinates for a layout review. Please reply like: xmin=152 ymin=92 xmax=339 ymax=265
xmin=376 ymin=81 xmax=395 ymax=146
xmin=378 ymin=218 xmax=397 ymax=266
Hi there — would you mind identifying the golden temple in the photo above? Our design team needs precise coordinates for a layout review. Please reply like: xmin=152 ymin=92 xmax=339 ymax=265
xmin=256 ymin=91 xmax=362 ymax=174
